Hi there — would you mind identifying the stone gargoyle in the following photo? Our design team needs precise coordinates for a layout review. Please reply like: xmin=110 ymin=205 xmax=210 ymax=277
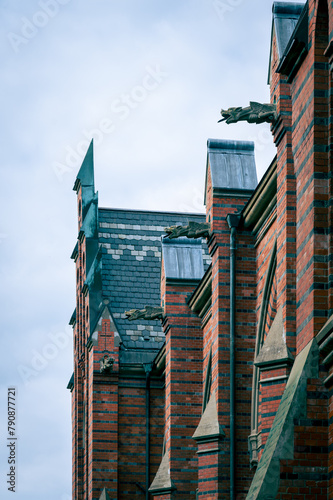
xmin=125 ymin=305 xmax=164 ymax=321
xmin=164 ymin=221 xmax=211 ymax=239
xmin=100 ymin=354 xmax=114 ymax=374
xmin=219 ymin=101 xmax=277 ymax=125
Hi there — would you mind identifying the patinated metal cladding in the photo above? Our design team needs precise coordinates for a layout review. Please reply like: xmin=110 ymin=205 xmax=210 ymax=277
xmin=162 ymin=237 xmax=204 ymax=281
xmin=268 ymin=2 xmax=304 ymax=83
xmin=272 ymin=2 xmax=304 ymax=58
xmin=205 ymin=139 xmax=258 ymax=201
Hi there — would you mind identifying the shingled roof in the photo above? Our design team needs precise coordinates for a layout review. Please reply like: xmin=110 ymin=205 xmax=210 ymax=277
xmin=98 ymin=207 xmax=211 ymax=350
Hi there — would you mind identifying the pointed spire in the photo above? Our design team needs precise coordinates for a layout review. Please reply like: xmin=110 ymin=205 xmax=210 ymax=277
xmin=73 ymin=139 xmax=94 ymax=192
xmin=99 ymin=488 xmax=111 ymax=500
xmin=73 ymin=139 xmax=96 ymax=221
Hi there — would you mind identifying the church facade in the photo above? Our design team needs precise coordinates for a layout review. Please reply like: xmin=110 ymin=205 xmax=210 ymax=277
xmin=68 ymin=1 xmax=333 ymax=498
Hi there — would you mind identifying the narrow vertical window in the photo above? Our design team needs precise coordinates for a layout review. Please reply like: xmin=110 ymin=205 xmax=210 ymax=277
xmin=202 ymin=349 xmax=212 ymax=413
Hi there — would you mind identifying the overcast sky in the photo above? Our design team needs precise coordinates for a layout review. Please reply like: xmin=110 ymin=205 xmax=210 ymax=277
xmin=0 ymin=1 xmax=302 ymax=499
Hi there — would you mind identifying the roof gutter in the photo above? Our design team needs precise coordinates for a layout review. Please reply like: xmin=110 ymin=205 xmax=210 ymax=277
xmin=226 ymin=212 xmax=241 ymax=500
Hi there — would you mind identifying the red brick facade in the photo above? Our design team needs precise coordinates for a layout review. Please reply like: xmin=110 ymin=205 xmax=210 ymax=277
xmin=68 ymin=2 xmax=333 ymax=498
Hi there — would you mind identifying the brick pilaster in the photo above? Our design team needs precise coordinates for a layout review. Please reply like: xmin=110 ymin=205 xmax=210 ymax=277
xmin=270 ymin=36 xmax=297 ymax=359
xmin=160 ymin=267 xmax=203 ymax=499
xmin=205 ymin=159 xmax=255 ymax=498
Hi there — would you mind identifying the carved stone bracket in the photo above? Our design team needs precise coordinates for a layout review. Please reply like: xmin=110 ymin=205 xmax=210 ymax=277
xmin=164 ymin=221 xmax=211 ymax=240
xmin=100 ymin=354 xmax=114 ymax=374
xmin=124 ymin=305 xmax=164 ymax=321
xmin=248 ymin=432 xmax=262 ymax=468
xmin=219 ymin=101 xmax=277 ymax=125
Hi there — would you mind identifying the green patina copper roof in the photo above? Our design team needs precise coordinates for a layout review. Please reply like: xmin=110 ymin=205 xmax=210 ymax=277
xmin=84 ymin=247 xmax=102 ymax=292
xmin=79 ymin=192 xmax=98 ymax=241
xmin=69 ymin=309 xmax=76 ymax=326
xmin=84 ymin=248 xmax=103 ymax=336
xmin=70 ymin=242 xmax=78 ymax=261
xmin=66 ymin=373 xmax=74 ymax=391
xmin=79 ymin=192 xmax=99 ymax=276
xmin=74 ymin=139 xmax=95 ymax=220
xmin=73 ymin=139 xmax=94 ymax=192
